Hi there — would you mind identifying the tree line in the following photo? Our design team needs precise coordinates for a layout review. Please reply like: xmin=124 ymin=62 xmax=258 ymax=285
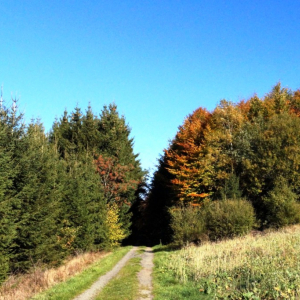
xmin=0 ymin=97 xmax=144 ymax=283
xmin=132 ymin=83 xmax=300 ymax=245
xmin=2 ymin=82 xmax=300 ymax=282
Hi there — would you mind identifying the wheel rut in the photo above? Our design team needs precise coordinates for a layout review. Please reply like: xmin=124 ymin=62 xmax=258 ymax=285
xmin=72 ymin=246 xmax=154 ymax=300
xmin=137 ymin=247 xmax=154 ymax=300
xmin=73 ymin=247 xmax=138 ymax=300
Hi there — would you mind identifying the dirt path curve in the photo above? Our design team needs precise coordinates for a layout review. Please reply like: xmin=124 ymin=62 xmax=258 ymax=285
xmin=73 ymin=246 xmax=138 ymax=300
xmin=137 ymin=247 xmax=154 ymax=300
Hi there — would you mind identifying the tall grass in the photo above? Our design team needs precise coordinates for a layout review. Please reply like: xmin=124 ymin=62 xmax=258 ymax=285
xmin=0 ymin=251 xmax=108 ymax=300
xmin=167 ymin=225 xmax=300 ymax=299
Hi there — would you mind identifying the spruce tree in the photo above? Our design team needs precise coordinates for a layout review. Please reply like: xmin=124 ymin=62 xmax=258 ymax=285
xmin=11 ymin=122 xmax=65 ymax=271
xmin=0 ymin=121 xmax=15 ymax=282
xmin=96 ymin=103 xmax=145 ymax=237
xmin=0 ymin=98 xmax=25 ymax=281
xmin=50 ymin=107 xmax=108 ymax=251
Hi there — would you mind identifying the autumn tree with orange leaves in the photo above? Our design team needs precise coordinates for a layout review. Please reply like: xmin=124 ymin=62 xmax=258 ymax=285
xmin=94 ymin=154 xmax=139 ymax=206
xmin=143 ymin=83 xmax=300 ymax=244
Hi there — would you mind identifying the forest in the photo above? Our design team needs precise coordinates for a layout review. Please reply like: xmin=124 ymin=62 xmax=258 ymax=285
xmin=133 ymin=83 xmax=300 ymax=246
xmin=0 ymin=99 xmax=144 ymax=283
xmin=1 ymin=83 xmax=300 ymax=285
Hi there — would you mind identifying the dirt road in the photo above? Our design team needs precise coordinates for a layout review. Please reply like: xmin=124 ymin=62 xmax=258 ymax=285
xmin=73 ymin=246 xmax=154 ymax=300
xmin=137 ymin=247 xmax=154 ymax=300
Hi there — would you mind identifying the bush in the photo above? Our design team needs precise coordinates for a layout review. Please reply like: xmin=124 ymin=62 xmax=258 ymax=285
xmin=262 ymin=177 xmax=300 ymax=228
xmin=169 ymin=206 xmax=206 ymax=246
xmin=204 ymin=199 xmax=256 ymax=241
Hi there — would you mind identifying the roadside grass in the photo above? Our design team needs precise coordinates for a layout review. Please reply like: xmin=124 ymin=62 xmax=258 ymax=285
xmin=154 ymin=225 xmax=300 ymax=299
xmin=152 ymin=245 xmax=209 ymax=300
xmin=0 ymin=251 xmax=108 ymax=300
xmin=95 ymin=255 xmax=142 ymax=300
xmin=32 ymin=246 xmax=132 ymax=300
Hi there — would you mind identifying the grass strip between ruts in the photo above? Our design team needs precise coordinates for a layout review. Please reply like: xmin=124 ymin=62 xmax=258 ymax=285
xmin=32 ymin=246 xmax=132 ymax=300
xmin=95 ymin=255 xmax=142 ymax=300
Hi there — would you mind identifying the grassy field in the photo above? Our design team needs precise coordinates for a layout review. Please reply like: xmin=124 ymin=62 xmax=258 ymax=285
xmin=153 ymin=226 xmax=300 ymax=299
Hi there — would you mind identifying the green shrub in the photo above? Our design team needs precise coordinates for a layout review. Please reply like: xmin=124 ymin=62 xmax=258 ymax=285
xmin=204 ymin=199 xmax=255 ymax=241
xmin=262 ymin=177 xmax=300 ymax=228
xmin=169 ymin=206 xmax=206 ymax=246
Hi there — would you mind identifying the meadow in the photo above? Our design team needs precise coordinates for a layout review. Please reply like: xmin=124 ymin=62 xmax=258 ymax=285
xmin=153 ymin=225 xmax=300 ymax=299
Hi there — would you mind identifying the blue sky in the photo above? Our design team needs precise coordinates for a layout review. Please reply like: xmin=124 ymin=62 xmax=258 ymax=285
xmin=1 ymin=0 xmax=300 ymax=173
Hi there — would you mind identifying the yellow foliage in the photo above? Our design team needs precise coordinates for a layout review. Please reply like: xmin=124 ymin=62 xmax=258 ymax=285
xmin=105 ymin=203 xmax=126 ymax=247
xmin=57 ymin=219 xmax=79 ymax=250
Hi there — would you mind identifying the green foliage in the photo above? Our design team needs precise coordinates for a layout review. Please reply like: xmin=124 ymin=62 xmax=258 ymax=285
xmin=204 ymin=199 xmax=255 ymax=241
xmin=0 ymin=98 xmax=24 ymax=282
xmin=169 ymin=206 xmax=206 ymax=246
xmin=0 ymin=95 xmax=142 ymax=283
xmin=145 ymin=83 xmax=300 ymax=244
xmin=59 ymin=155 xmax=107 ymax=252
xmin=262 ymin=177 xmax=300 ymax=228
xmin=11 ymin=122 xmax=65 ymax=271
xmin=51 ymin=103 xmax=144 ymax=247
xmin=217 ymin=173 xmax=242 ymax=200
xmin=169 ymin=199 xmax=255 ymax=245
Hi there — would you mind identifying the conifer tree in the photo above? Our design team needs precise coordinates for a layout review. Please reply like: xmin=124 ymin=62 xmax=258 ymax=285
xmin=96 ymin=103 xmax=145 ymax=237
xmin=0 ymin=116 xmax=15 ymax=282
xmin=60 ymin=155 xmax=106 ymax=251
xmin=0 ymin=97 xmax=25 ymax=281
xmin=11 ymin=122 xmax=65 ymax=271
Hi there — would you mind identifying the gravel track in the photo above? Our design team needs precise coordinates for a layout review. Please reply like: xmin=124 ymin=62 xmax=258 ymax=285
xmin=72 ymin=246 xmax=154 ymax=300
xmin=73 ymin=247 xmax=138 ymax=300
xmin=137 ymin=247 xmax=154 ymax=300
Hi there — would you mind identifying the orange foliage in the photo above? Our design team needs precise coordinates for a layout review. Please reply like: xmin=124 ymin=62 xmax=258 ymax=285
xmin=94 ymin=155 xmax=139 ymax=205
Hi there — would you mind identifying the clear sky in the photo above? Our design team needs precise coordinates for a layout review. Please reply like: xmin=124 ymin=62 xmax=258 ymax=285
xmin=1 ymin=0 xmax=300 ymax=173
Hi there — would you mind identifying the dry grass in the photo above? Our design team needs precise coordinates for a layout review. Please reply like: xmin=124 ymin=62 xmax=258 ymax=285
xmin=0 ymin=251 xmax=109 ymax=300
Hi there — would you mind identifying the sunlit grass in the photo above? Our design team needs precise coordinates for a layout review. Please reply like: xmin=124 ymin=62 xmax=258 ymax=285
xmin=31 ymin=246 xmax=132 ymax=300
xmin=0 ymin=251 xmax=108 ymax=300
xmin=152 ymin=245 xmax=209 ymax=300
xmin=95 ymin=256 xmax=141 ymax=300
xmin=154 ymin=226 xmax=300 ymax=299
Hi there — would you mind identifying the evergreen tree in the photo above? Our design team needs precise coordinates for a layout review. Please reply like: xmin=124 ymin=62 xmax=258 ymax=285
xmin=81 ymin=105 xmax=101 ymax=157
xmin=97 ymin=103 xmax=144 ymax=200
xmin=60 ymin=155 xmax=106 ymax=251
xmin=11 ymin=122 xmax=65 ymax=271
xmin=0 ymin=97 xmax=25 ymax=281
xmin=96 ymin=103 xmax=145 ymax=237
xmin=0 ymin=118 xmax=15 ymax=282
